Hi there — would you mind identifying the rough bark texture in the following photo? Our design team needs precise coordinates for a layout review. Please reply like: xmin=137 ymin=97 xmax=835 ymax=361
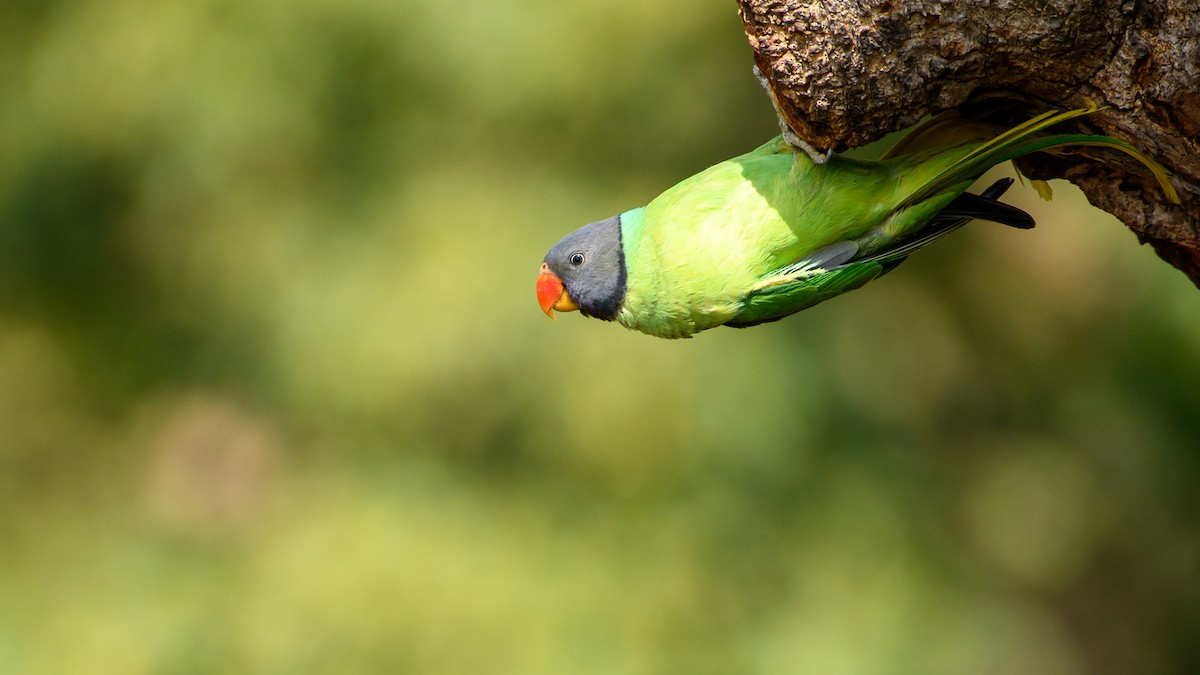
xmin=738 ymin=0 xmax=1200 ymax=286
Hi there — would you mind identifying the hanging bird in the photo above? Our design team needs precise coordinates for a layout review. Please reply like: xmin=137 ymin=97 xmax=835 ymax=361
xmin=535 ymin=108 xmax=1179 ymax=339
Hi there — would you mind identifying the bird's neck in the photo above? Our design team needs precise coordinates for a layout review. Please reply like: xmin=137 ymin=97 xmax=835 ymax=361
xmin=617 ymin=207 xmax=646 ymax=271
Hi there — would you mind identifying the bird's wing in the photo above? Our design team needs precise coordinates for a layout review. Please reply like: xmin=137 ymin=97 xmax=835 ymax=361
xmin=849 ymin=177 xmax=1031 ymax=266
xmin=726 ymin=177 xmax=1031 ymax=329
xmin=727 ymin=260 xmax=886 ymax=328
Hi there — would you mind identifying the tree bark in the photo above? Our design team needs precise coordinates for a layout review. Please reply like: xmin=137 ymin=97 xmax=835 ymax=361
xmin=738 ymin=0 xmax=1200 ymax=286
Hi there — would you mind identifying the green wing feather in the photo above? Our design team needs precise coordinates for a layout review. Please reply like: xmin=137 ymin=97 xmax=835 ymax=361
xmin=898 ymin=108 xmax=1180 ymax=208
xmin=727 ymin=261 xmax=887 ymax=328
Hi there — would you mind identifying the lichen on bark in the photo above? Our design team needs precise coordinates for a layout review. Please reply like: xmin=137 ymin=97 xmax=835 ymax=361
xmin=738 ymin=0 xmax=1200 ymax=285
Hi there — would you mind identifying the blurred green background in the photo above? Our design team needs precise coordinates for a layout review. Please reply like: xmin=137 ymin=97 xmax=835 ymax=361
xmin=2 ymin=1 xmax=1198 ymax=673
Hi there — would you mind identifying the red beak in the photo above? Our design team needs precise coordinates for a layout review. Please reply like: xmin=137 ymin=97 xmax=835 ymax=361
xmin=536 ymin=262 xmax=578 ymax=319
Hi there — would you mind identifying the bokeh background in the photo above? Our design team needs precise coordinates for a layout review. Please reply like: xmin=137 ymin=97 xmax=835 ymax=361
xmin=2 ymin=1 xmax=1198 ymax=673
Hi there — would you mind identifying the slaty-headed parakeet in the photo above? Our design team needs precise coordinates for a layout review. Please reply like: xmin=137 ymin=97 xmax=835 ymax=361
xmin=535 ymin=108 xmax=1178 ymax=339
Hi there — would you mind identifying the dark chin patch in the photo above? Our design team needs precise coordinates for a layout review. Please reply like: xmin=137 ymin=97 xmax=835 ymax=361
xmin=576 ymin=218 xmax=626 ymax=322
xmin=578 ymin=255 xmax=624 ymax=320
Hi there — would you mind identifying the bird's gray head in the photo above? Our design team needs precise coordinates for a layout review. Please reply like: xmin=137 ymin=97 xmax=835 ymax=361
xmin=536 ymin=214 xmax=626 ymax=321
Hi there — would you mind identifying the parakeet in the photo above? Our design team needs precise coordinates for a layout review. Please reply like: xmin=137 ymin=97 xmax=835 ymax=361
xmin=535 ymin=108 xmax=1178 ymax=339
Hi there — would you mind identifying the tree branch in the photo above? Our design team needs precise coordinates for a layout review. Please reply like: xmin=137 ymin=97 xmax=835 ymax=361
xmin=738 ymin=0 xmax=1200 ymax=286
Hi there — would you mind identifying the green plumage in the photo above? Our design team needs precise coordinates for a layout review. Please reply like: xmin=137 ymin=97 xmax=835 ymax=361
xmin=611 ymin=108 xmax=1178 ymax=339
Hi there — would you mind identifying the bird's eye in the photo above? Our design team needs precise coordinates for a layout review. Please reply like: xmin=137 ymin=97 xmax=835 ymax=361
xmin=570 ymin=253 xmax=585 ymax=266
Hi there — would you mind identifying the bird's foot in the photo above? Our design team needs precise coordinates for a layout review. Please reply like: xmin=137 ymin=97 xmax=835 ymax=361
xmin=782 ymin=127 xmax=832 ymax=164
xmin=754 ymin=66 xmax=831 ymax=165
xmin=753 ymin=64 xmax=771 ymax=93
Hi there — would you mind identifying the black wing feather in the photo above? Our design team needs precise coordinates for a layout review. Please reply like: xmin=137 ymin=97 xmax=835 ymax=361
xmin=848 ymin=178 xmax=1032 ymax=267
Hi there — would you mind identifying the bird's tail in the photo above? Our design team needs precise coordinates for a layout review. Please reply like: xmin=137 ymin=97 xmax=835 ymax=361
xmin=888 ymin=107 xmax=1180 ymax=209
